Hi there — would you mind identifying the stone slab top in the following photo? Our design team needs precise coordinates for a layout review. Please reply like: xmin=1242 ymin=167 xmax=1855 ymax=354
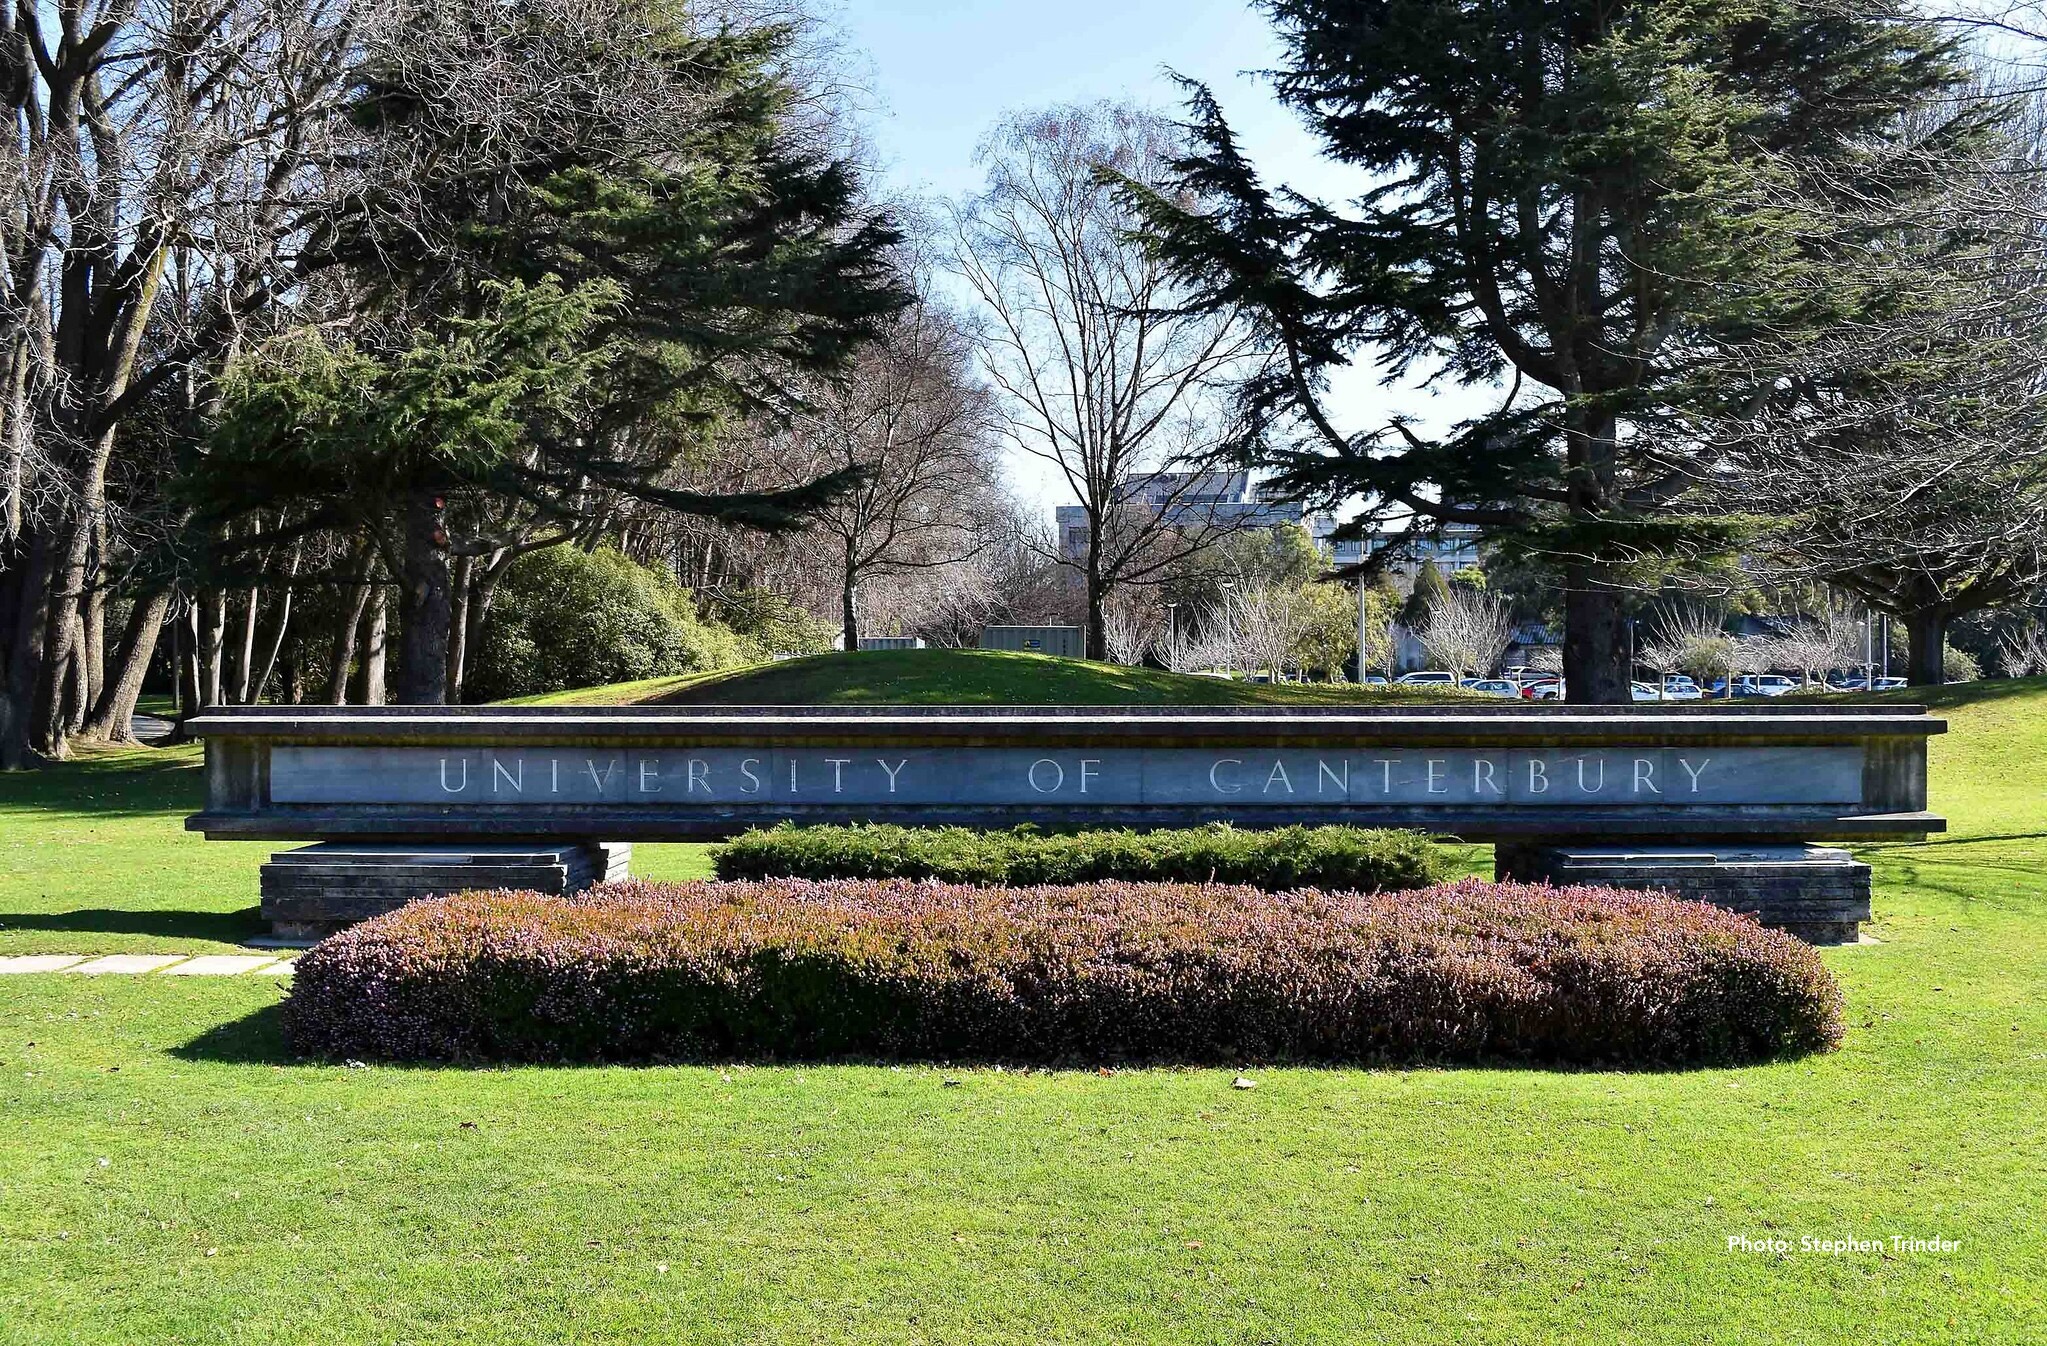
xmin=186 ymin=701 xmax=1946 ymax=749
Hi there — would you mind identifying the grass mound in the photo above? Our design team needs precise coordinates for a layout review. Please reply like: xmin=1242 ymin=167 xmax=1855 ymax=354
xmin=506 ymin=648 xmax=1481 ymax=706
xmin=713 ymin=822 xmax=1451 ymax=891
xmin=284 ymin=878 xmax=1844 ymax=1068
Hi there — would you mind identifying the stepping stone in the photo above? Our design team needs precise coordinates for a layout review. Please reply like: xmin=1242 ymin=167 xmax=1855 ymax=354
xmin=0 ymin=955 xmax=85 ymax=974
xmin=69 ymin=955 xmax=187 ymax=975
xmin=161 ymin=956 xmax=277 ymax=976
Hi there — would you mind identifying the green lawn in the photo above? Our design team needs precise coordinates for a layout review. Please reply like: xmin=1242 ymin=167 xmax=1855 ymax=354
xmin=1 ymin=682 xmax=2044 ymax=1342
xmin=510 ymin=647 xmax=1481 ymax=705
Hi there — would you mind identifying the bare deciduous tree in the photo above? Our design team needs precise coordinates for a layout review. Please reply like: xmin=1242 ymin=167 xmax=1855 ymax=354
xmin=949 ymin=101 xmax=1265 ymax=659
xmin=1416 ymin=588 xmax=1515 ymax=681
xmin=769 ymin=272 xmax=998 ymax=649
xmin=1 ymin=0 xmax=357 ymax=763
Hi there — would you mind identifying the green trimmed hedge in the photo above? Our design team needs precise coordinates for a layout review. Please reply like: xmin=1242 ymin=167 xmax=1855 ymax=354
xmin=712 ymin=823 xmax=1450 ymax=891
xmin=284 ymin=878 xmax=1847 ymax=1066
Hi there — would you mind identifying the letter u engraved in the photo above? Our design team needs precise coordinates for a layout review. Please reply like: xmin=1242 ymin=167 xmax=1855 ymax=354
xmin=1576 ymin=757 xmax=1605 ymax=793
xmin=439 ymin=757 xmax=468 ymax=794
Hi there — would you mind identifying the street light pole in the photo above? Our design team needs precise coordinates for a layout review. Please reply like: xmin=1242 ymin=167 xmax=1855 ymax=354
xmin=1166 ymin=602 xmax=1179 ymax=672
xmin=1356 ymin=574 xmax=1369 ymax=684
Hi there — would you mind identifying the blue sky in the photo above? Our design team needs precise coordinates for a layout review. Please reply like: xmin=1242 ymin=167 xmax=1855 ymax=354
xmin=835 ymin=0 xmax=1336 ymax=202
xmin=829 ymin=0 xmax=1487 ymax=512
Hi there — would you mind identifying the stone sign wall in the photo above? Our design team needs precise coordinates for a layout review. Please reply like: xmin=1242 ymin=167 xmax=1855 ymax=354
xmin=188 ymin=703 xmax=1945 ymax=942
xmin=268 ymin=744 xmax=1865 ymax=809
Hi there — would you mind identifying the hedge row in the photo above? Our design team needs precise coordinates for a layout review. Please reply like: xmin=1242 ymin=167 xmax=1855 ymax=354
xmin=284 ymin=878 xmax=1844 ymax=1067
xmin=712 ymin=823 xmax=1450 ymax=892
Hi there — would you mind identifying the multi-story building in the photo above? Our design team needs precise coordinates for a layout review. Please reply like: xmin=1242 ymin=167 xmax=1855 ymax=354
xmin=1318 ymin=520 xmax=1485 ymax=581
xmin=1054 ymin=470 xmax=1320 ymax=559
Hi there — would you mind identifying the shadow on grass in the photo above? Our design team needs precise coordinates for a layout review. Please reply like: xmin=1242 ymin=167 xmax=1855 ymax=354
xmin=0 ymin=906 xmax=263 ymax=943
xmin=173 ymin=1002 xmax=296 ymax=1066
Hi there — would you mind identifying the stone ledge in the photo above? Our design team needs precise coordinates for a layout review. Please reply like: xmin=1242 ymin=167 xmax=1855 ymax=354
xmin=1496 ymin=843 xmax=1873 ymax=944
xmin=258 ymin=841 xmax=630 ymax=939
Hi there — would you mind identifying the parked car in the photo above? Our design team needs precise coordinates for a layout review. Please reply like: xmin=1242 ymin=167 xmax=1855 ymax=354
xmin=1518 ymin=678 xmax=1563 ymax=700
xmin=1871 ymin=676 xmax=1908 ymax=690
xmin=1726 ymin=674 xmax=1800 ymax=697
xmin=1659 ymin=674 xmax=1703 ymax=701
xmin=1460 ymin=678 xmax=1522 ymax=698
xmin=1361 ymin=674 xmax=1389 ymax=686
xmin=1396 ymin=671 xmax=1458 ymax=686
xmin=1630 ymin=681 xmax=1663 ymax=702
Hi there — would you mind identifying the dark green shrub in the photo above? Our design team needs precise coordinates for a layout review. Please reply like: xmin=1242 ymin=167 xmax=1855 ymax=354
xmin=466 ymin=545 xmax=754 ymax=701
xmin=713 ymin=823 xmax=1451 ymax=892
xmin=284 ymin=878 xmax=1847 ymax=1067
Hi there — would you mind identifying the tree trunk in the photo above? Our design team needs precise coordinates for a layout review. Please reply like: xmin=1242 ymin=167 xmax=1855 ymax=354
xmin=1904 ymin=610 xmax=1947 ymax=687
xmin=62 ymin=610 xmax=89 ymax=734
xmin=248 ymin=542 xmax=302 ymax=706
xmin=82 ymin=589 xmax=172 ymax=743
xmin=396 ymin=490 xmax=451 ymax=704
xmin=233 ymin=586 xmax=259 ymax=704
xmin=842 ymin=543 xmax=860 ymax=651
xmin=463 ymin=551 xmax=509 ymax=698
xmin=326 ymin=556 xmax=373 ymax=705
xmin=83 ymin=510 xmax=105 ymax=715
xmin=1560 ymin=565 xmax=1631 ymax=704
xmin=199 ymin=590 xmax=226 ymax=707
xmin=361 ymin=584 xmax=389 ymax=706
xmin=1084 ymin=562 xmax=1108 ymax=662
xmin=178 ymin=602 xmax=203 ymax=728
xmin=446 ymin=554 xmax=474 ymax=704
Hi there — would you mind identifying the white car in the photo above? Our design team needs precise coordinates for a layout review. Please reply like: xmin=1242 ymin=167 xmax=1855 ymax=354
xmin=1630 ymin=681 xmax=1663 ymax=702
xmin=1396 ymin=671 xmax=1458 ymax=686
xmin=1731 ymin=674 xmax=1800 ymax=697
xmin=1660 ymin=675 xmax=1703 ymax=701
xmin=1459 ymin=678 xmax=1521 ymax=698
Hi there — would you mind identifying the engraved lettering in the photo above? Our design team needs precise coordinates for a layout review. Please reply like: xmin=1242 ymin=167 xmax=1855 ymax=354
xmin=687 ymin=759 xmax=710 ymax=795
xmin=439 ymin=757 xmax=468 ymax=794
xmin=1680 ymin=756 xmax=1711 ymax=792
xmin=739 ymin=758 xmax=763 ymax=795
xmin=1318 ymin=758 xmax=1348 ymax=795
xmin=1210 ymin=759 xmax=1243 ymax=795
xmin=1376 ymin=759 xmax=1397 ymax=793
xmin=637 ymin=759 xmax=662 ymax=794
xmin=1633 ymin=757 xmax=1660 ymax=794
xmin=1576 ymin=756 xmax=1605 ymax=793
xmin=1029 ymin=758 xmax=1065 ymax=793
xmin=825 ymin=759 xmax=850 ymax=793
xmin=877 ymin=758 xmax=907 ymax=793
xmin=1079 ymin=759 xmax=1100 ymax=794
xmin=1426 ymin=758 xmax=1448 ymax=794
xmin=1473 ymin=757 xmax=1499 ymax=794
xmin=492 ymin=757 xmax=522 ymax=794
xmin=1528 ymin=758 xmax=1548 ymax=793
xmin=1265 ymin=759 xmax=1293 ymax=794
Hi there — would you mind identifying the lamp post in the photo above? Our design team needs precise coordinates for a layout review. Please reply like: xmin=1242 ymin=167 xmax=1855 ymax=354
xmin=1165 ymin=602 xmax=1180 ymax=672
xmin=1356 ymin=572 xmax=1371 ymax=684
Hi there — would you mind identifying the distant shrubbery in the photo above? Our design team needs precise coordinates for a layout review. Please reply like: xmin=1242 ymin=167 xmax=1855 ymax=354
xmin=466 ymin=546 xmax=755 ymax=702
xmin=713 ymin=823 xmax=1450 ymax=891
xmin=285 ymin=878 xmax=1845 ymax=1067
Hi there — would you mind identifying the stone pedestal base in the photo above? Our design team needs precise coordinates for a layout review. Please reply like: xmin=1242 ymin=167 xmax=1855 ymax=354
xmin=259 ymin=842 xmax=631 ymax=941
xmin=1495 ymin=843 xmax=1871 ymax=944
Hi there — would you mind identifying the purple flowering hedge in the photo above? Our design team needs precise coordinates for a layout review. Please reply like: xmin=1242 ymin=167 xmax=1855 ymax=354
xmin=283 ymin=878 xmax=1845 ymax=1068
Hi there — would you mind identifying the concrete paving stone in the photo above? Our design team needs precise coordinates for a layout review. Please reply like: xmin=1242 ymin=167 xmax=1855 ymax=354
xmin=0 ymin=955 xmax=86 ymax=974
xmin=161 ymin=956 xmax=278 ymax=976
xmin=69 ymin=955 xmax=188 ymax=975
